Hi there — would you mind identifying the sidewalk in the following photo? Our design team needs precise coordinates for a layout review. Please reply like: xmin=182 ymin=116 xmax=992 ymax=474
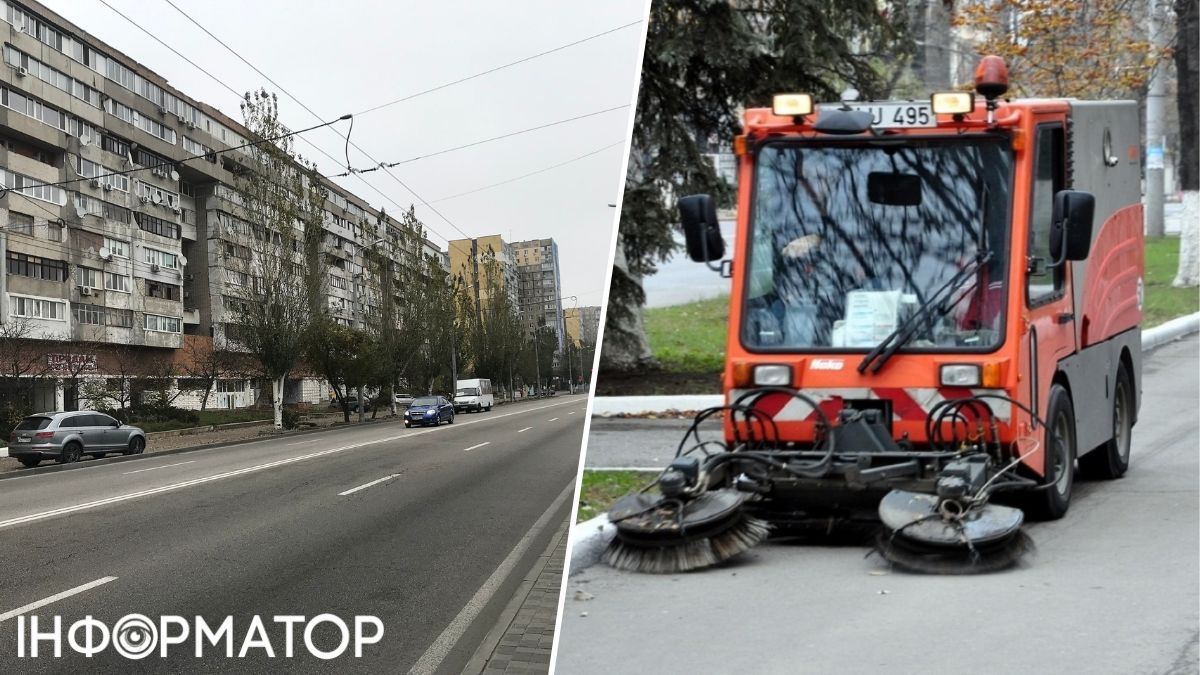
xmin=472 ymin=518 xmax=568 ymax=674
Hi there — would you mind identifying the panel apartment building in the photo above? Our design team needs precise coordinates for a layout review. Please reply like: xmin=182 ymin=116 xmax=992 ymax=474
xmin=564 ymin=305 xmax=600 ymax=347
xmin=447 ymin=234 xmax=520 ymax=314
xmin=512 ymin=238 xmax=564 ymax=351
xmin=0 ymin=0 xmax=442 ymax=411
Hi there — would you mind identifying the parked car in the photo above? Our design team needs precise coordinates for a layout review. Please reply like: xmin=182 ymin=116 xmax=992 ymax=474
xmin=7 ymin=411 xmax=147 ymax=468
xmin=330 ymin=395 xmax=371 ymax=411
xmin=404 ymin=396 xmax=455 ymax=428
xmin=394 ymin=393 xmax=415 ymax=408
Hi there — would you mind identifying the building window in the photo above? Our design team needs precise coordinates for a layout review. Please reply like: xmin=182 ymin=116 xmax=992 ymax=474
xmin=104 ymin=272 xmax=129 ymax=293
xmin=47 ymin=221 xmax=63 ymax=242
xmin=78 ymin=267 xmax=102 ymax=288
xmin=106 ymin=307 xmax=133 ymax=328
xmin=9 ymin=212 xmax=33 ymax=236
xmin=146 ymin=280 xmax=180 ymax=300
xmin=0 ymin=167 xmax=66 ymax=204
xmin=75 ymin=195 xmax=132 ymax=223
xmin=72 ymin=302 xmax=104 ymax=325
xmin=12 ymin=296 xmax=64 ymax=320
xmin=144 ymin=314 xmax=181 ymax=333
xmin=103 ymin=237 xmax=129 ymax=258
xmin=7 ymin=252 xmax=68 ymax=281
xmin=330 ymin=275 xmax=347 ymax=290
xmin=77 ymin=157 xmax=129 ymax=191
xmin=134 ymin=212 xmax=181 ymax=239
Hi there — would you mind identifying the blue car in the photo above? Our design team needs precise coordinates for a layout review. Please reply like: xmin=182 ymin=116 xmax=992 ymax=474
xmin=404 ymin=396 xmax=455 ymax=428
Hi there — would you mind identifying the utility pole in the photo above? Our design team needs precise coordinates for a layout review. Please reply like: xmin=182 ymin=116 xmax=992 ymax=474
xmin=1145 ymin=0 xmax=1168 ymax=236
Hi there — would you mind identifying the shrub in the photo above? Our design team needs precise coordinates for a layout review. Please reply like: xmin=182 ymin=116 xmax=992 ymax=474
xmin=282 ymin=408 xmax=301 ymax=430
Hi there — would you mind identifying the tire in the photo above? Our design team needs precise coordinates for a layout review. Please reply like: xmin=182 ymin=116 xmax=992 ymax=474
xmin=17 ymin=457 xmax=39 ymax=468
xmin=448 ymin=412 xmax=455 ymax=425
xmin=59 ymin=442 xmax=83 ymax=465
xmin=1023 ymin=384 xmax=1076 ymax=521
xmin=404 ymin=422 xmax=411 ymax=428
xmin=1079 ymin=364 xmax=1133 ymax=480
xmin=125 ymin=436 xmax=145 ymax=456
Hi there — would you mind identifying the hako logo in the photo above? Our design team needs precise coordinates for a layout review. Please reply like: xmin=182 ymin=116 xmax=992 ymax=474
xmin=810 ymin=359 xmax=844 ymax=371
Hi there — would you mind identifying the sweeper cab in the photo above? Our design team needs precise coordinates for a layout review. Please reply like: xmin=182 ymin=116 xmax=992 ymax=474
xmin=606 ymin=56 xmax=1145 ymax=574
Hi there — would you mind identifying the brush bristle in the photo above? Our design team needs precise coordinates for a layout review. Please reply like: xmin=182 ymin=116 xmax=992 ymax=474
xmin=604 ymin=514 xmax=771 ymax=574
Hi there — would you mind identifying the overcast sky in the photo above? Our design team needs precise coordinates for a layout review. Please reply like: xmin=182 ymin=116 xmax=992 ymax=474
xmin=45 ymin=0 xmax=648 ymax=307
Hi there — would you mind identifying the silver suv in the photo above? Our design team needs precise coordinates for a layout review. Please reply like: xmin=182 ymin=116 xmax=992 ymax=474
xmin=7 ymin=412 xmax=147 ymax=468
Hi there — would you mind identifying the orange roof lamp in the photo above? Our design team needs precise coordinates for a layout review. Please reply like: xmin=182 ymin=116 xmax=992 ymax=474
xmin=975 ymin=55 xmax=1009 ymax=125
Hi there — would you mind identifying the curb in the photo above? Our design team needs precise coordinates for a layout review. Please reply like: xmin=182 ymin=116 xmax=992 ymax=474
xmin=571 ymin=312 xmax=1200 ymax=573
xmin=567 ymin=514 xmax=615 ymax=576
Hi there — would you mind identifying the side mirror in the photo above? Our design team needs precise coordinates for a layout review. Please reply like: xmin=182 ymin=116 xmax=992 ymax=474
xmin=1050 ymin=190 xmax=1094 ymax=262
xmin=678 ymin=194 xmax=725 ymax=263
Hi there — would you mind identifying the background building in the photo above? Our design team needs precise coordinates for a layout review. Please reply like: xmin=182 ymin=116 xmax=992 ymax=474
xmin=447 ymin=234 xmax=519 ymax=314
xmin=0 ymin=0 xmax=444 ymax=411
xmin=564 ymin=305 xmax=600 ymax=347
xmin=513 ymin=238 xmax=564 ymax=350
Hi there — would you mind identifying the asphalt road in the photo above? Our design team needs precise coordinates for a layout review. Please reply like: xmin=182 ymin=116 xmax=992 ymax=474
xmin=559 ymin=337 xmax=1199 ymax=675
xmin=0 ymin=394 xmax=589 ymax=673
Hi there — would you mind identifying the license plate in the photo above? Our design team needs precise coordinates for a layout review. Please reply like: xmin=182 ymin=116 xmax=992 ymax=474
xmin=17 ymin=436 xmax=31 ymax=443
xmin=832 ymin=102 xmax=935 ymax=128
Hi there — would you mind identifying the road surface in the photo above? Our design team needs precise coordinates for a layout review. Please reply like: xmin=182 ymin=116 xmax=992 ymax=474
xmin=559 ymin=337 xmax=1199 ymax=675
xmin=0 ymin=395 xmax=589 ymax=673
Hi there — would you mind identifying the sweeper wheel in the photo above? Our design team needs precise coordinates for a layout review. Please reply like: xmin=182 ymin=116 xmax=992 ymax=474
xmin=604 ymin=490 xmax=771 ymax=574
xmin=874 ymin=527 xmax=1034 ymax=574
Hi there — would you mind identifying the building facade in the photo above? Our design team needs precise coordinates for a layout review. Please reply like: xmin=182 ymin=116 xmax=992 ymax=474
xmin=564 ymin=305 xmax=600 ymax=347
xmin=0 ymin=0 xmax=443 ymax=411
xmin=447 ymin=234 xmax=519 ymax=314
xmin=512 ymin=238 xmax=564 ymax=351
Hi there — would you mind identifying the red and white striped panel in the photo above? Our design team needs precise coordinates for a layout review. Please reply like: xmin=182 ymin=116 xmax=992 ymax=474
xmin=728 ymin=388 xmax=1012 ymax=423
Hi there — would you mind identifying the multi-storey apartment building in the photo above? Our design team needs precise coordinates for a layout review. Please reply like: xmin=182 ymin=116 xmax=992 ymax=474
xmin=512 ymin=238 xmax=564 ymax=351
xmin=0 ymin=0 xmax=443 ymax=411
xmin=447 ymin=234 xmax=520 ymax=314
xmin=563 ymin=305 xmax=600 ymax=347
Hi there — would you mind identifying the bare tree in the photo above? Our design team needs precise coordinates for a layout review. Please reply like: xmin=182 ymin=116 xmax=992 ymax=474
xmin=178 ymin=335 xmax=233 ymax=410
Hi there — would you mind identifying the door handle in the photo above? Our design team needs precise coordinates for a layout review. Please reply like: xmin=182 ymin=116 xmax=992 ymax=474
xmin=1056 ymin=312 xmax=1074 ymax=324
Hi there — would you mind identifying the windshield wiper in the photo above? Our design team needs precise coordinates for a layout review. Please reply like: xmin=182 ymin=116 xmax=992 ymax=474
xmin=857 ymin=250 xmax=993 ymax=375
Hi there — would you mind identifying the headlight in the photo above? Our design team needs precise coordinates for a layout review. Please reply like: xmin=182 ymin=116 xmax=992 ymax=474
xmin=753 ymin=364 xmax=792 ymax=387
xmin=940 ymin=364 xmax=981 ymax=387
xmin=424 ymin=409 xmax=436 ymax=416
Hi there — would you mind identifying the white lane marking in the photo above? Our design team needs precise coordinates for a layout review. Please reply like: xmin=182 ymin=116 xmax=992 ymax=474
xmin=548 ymin=418 xmax=559 ymax=422
xmin=568 ymin=411 xmax=576 ymax=415
xmin=0 ymin=576 xmax=118 ymax=624
xmin=408 ymin=482 xmax=574 ymax=675
xmin=338 ymin=474 xmax=401 ymax=496
xmin=285 ymin=439 xmax=322 ymax=447
xmin=462 ymin=442 xmax=491 ymax=453
xmin=517 ymin=427 xmax=533 ymax=433
xmin=0 ymin=398 xmax=583 ymax=528
xmin=122 ymin=461 xmax=195 ymax=475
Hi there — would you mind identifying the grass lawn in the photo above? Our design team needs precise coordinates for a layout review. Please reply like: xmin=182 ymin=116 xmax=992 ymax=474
xmin=576 ymin=469 xmax=659 ymax=523
xmin=1143 ymin=236 xmax=1199 ymax=327
xmin=644 ymin=296 xmax=728 ymax=373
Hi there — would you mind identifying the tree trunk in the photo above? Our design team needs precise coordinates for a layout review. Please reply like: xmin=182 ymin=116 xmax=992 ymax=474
xmin=600 ymin=235 xmax=657 ymax=372
xmin=357 ymin=384 xmax=365 ymax=423
xmin=272 ymin=376 xmax=285 ymax=430
xmin=1174 ymin=191 xmax=1200 ymax=287
xmin=1173 ymin=0 xmax=1198 ymax=287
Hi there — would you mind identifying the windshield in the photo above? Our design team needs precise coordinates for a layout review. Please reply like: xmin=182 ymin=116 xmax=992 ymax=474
xmin=413 ymin=397 xmax=438 ymax=406
xmin=743 ymin=138 xmax=1012 ymax=351
xmin=457 ymin=388 xmax=479 ymax=397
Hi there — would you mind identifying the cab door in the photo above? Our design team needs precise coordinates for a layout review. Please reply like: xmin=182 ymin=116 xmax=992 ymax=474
xmin=1023 ymin=120 xmax=1078 ymax=463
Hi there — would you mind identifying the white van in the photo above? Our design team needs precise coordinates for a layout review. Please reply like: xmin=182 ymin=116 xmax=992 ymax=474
xmin=454 ymin=378 xmax=494 ymax=412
